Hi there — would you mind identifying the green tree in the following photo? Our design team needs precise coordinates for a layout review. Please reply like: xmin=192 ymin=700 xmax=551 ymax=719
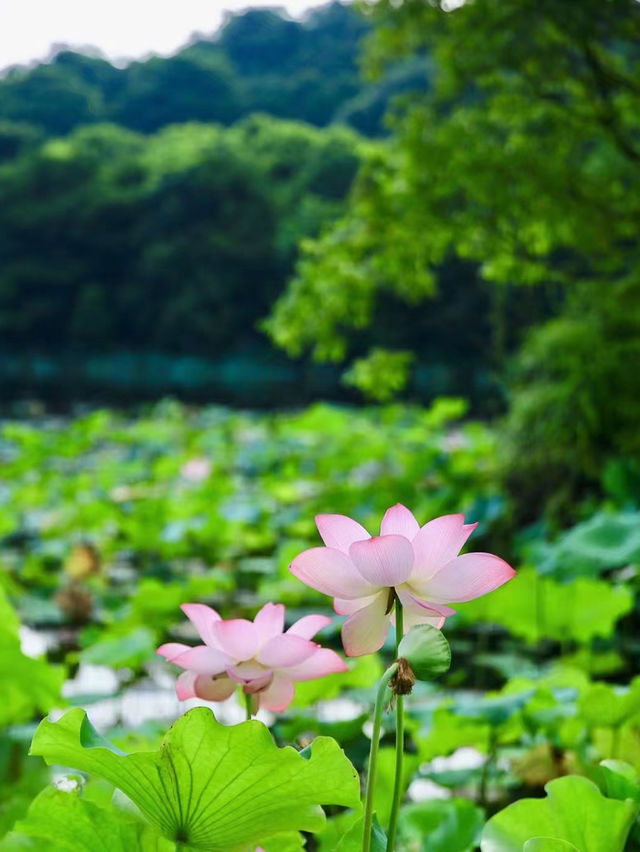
xmin=0 ymin=60 xmax=106 ymax=135
xmin=0 ymin=118 xmax=363 ymax=361
xmin=113 ymin=53 xmax=246 ymax=132
xmin=0 ymin=121 xmax=43 ymax=163
xmin=267 ymin=0 xmax=640 ymax=509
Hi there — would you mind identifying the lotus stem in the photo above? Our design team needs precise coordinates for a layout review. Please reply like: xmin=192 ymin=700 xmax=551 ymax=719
xmin=386 ymin=599 xmax=405 ymax=851
xmin=362 ymin=662 xmax=399 ymax=852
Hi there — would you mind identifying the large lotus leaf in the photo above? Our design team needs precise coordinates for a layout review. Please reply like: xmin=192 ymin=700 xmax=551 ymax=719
xmin=31 ymin=707 xmax=360 ymax=851
xmin=597 ymin=760 xmax=640 ymax=803
xmin=458 ymin=568 xmax=633 ymax=644
xmin=398 ymin=799 xmax=484 ymax=852
xmin=527 ymin=512 xmax=640 ymax=580
xmin=0 ymin=785 xmax=173 ymax=851
xmin=79 ymin=627 xmax=157 ymax=668
xmin=453 ymin=692 xmax=532 ymax=727
xmin=523 ymin=841 xmax=579 ymax=852
xmin=0 ymin=588 xmax=64 ymax=726
xmin=372 ymin=748 xmax=420 ymax=826
xmin=481 ymin=776 xmax=636 ymax=852
xmin=558 ymin=511 xmax=640 ymax=568
xmin=578 ymin=679 xmax=640 ymax=729
xmin=332 ymin=814 xmax=386 ymax=852
xmin=418 ymin=707 xmax=490 ymax=762
xmin=315 ymin=810 xmax=361 ymax=851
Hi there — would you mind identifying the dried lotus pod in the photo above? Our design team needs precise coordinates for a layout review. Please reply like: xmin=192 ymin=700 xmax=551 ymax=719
xmin=55 ymin=584 xmax=93 ymax=624
xmin=64 ymin=542 xmax=101 ymax=580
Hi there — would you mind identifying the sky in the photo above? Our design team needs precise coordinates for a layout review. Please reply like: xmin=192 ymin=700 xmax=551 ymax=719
xmin=0 ymin=0 xmax=327 ymax=71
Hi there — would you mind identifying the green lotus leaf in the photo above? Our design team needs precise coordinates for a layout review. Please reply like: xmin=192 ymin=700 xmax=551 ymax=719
xmin=398 ymin=625 xmax=451 ymax=682
xmin=398 ymin=799 xmax=484 ymax=851
xmin=559 ymin=511 xmax=640 ymax=568
xmin=31 ymin=707 xmax=360 ymax=851
xmin=332 ymin=813 xmax=386 ymax=852
xmin=417 ymin=707 xmax=490 ymax=762
xmin=0 ymin=785 xmax=173 ymax=851
xmin=371 ymin=748 xmax=420 ymax=826
xmin=577 ymin=680 xmax=640 ymax=729
xmin=0 ymin=587 xmax=65 ymax=727
xmin=598 ymin=760 xmax=640 ymax=803
xmin=79 ymin=627 xmax=157 ymax=668
xmin=458 ymin=568 xmax=633 ymax=644
xmin=481 ymin=776 xmax=636 ymax=852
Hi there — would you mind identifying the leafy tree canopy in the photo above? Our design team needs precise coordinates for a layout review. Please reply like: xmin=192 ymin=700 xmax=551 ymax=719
xmin=269 ymin=0 xmax=640 ymax=367
xmin=0 ymin=117 xmax=364 ymax=356
xmin=266 ymin=0 xmax=640 ymax=507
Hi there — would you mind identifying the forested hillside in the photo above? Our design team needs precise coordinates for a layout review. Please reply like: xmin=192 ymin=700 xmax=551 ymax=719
xmin=0 ymin=3 xmax=426 ymax=137
xmin=0 ymin=118 xmax=362 ymax=354
xmin=0 ymin=2 xmax=455 ymax=403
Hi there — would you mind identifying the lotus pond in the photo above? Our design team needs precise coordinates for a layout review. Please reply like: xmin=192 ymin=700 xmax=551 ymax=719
xmin=1 ymin=399 xmax=639 ymax=851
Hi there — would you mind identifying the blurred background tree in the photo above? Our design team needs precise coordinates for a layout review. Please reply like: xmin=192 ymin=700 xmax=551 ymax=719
xmin=266 ymin=0 xmax=640 ymax=514
xmin=0 ymin=118 xmax=361 ymax=353
xmin=0 ymin=3 xmax=441 ymax=403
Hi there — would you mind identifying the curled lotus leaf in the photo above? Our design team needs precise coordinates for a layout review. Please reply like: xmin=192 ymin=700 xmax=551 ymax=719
xmin=397 ymin=624 xmax=451 ymax=682
xmin=481 ymin=776 xmax=636 ymax=852
xmin=31 ymin=707 xmax=360 ymax=851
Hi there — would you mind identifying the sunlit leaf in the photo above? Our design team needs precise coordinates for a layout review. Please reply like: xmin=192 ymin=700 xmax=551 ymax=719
xmin=0 ymin=588 xmax=64 ymax=727
xmin=0 ymin=785 xmax=173 ymax=851
xmin=31 ymin=707 xmax=360 ymax=851
xmin=458 ymin=568 xmax=633 ymax=644
xmin=254 ymin=832 xmax=305 ymax=852
xmin=398 ymin=799 xmax=484 ymax=852
xmin=577 ymin=679 xmax=640 ymax=729
xmin=332 ymin=813 xmax=386 ymax=852
xmin=598 ymin=760 xmax=640 ymax=803
xmin=481 ymin=776 xmax=636 ymax=852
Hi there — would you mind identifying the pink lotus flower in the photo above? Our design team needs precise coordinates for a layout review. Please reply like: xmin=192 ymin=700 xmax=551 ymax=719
xmin=157 ymin=602 xmax=346 ymax=712
xmin=290 ymin=504 xmax=515 ymax=657
xmin=180 ymin=457 xmax=212 ymax=482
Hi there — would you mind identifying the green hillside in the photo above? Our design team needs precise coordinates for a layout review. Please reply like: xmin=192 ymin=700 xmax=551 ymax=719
xmin=0 ymin=3 xmax=427 ymax=137
xmin=0 ymin=2 xmax=491 ymax=405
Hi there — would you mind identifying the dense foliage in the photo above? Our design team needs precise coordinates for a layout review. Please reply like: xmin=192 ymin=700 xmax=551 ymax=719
xmin=0 ymin=117 xmax=361 ymax=356
xmin=0 ymin=401 xmax=639 ymax=849
xmin=267 ymin=0 xmax=640 ymax=510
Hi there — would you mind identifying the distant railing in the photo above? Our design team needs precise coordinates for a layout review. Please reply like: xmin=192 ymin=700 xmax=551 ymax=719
xmin=0 ymin=349 xmax=492 ymax=409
